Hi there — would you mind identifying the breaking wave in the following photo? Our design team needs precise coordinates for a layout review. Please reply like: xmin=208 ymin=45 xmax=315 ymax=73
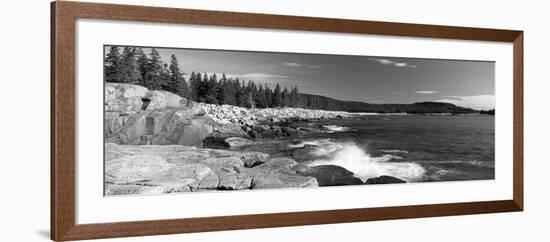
xmin=305 ymin=140 xmax=425 ymax=182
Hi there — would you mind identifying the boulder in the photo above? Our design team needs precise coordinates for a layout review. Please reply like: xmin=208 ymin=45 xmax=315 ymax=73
xmin=216 ymin=172 xmax=254 ymax=190
xmin=281 ymin=126 xmax=301 ymax=136
xmin=241 ymin=152 xmax=270 ymax=168
xmin=105 ymin=83 xmax=190 ymax=111
xmin=212 ymin=122 xmax=246 ymax=137
xmin=256 ymin=158 xmax=298 ymax=173
xmin=251 ymin=173 xmax=318 ymax=189
xmin=105 ymin=83 xmax=149 ymax=111
xmin=105 ymin=111 xmax=150 ymax=144
xmin=365 ymin=175 xmax=406 ymax=184
xmin=297 ymin=165 xmax=363 ymax=186
xmin=146 ymin=90 xmax=186 ymax=110
xmin=177 ymin=119 xmax=213 ymax=146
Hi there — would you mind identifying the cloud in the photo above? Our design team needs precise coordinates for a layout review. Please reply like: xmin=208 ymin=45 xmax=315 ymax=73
xmin=373 ymin=59 xmax=394 ymax=65
xmin=435 ymin=95 xmax=495 ymax=110
xmin=369 ymin=58 xmax=417 ymax=68
xmin=283 ymin=62 xmax=303 ymax=67
xmin=283 ymin=62 xmax=329 ymax=69
xmin=415 ymin=91 xmax=439 ymax=94
xmin=235 ymin=73 xmax=289 ymax=79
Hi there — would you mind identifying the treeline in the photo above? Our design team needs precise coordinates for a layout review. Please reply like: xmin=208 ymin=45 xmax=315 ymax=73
xmin=104 ymin=46 xmax=301 ymax=108
xmin=480 ymin=109 xmax=495 ymax=115
xmin=298 ymin=94 xmax=478 ymax=114
xmin=187 ymin=72 xmax=300 ymax=108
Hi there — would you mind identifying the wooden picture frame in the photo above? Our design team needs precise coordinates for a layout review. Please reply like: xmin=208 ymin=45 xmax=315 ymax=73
xmin=51 ymin=1 xmax=523 ymax=241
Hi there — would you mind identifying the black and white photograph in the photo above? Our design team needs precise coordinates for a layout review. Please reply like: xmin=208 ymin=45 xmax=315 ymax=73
xmin=103 ymin=45 xmax=495 ymax=196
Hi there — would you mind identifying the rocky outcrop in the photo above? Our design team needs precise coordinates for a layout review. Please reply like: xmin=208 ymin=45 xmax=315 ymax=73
xmin=104 ymin=143 xmax=318 ymax=196
xmin=105 ymin=83 xmax=362 ymax=146
xmin=296 ymin=165 xmax=364 ymax=186
xmin=365 ymin=175 xmax=406 ymax=184
xmin=104 ymin=83 xmax=213 ymax=147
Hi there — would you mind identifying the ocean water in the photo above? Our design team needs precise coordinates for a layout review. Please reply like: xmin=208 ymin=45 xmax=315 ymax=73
xmin=231 ymin=114 xmax=495 ymax=183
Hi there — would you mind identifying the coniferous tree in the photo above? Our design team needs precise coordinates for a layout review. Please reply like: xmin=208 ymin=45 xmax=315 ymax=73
xmin=166 ymin=54 xmax=180 ymax=94
xmin=188 ymin=72 xmax=200 ymax=101
xmin=156 ymin=63 xmax=171 ymax=91
xmin=167 ymin=54 xmax=189 ymax=97
xmin=290 ymin=86 xmax=300 ymax=107
xmin=216 ymin=74 xmax=227 ymax=104
xmin=246 ymin=81 xmax=257 ymax=108
xmin=179 ymin=77 xmax=190 ymax=98
xmin=194 ymin=72 xmax=204 ymax=101
xmin=237 ymin=80 xmax=252 ymax=108
xmin=233 ymin=78 xmax=242 ymax=105
xmin=118 ymin=47 xmax=141 ymax=84
xmin=272 ymin=83 xmax=283 ymax=107
xmin=204 ymin=74 xmax=219 ymax=104
xmin=142 ymin=48 xmax=164 ymax=90
xmin=196 ymin=72 xmax=203 ymax=98
xmin=254 ymin=84 xmax=268 ymax=108
xmin=222 ymin=77 xmax=237 ymax=105
xmin=143 ymin=72 xmax=157 ymax=90
xmin=264 ymin=84 xmax=273 ymax=107
xmin=149 ymin=48 xmax=162 ymax=76
xmin=105 ymin=46 xmax=121 ymax=82
xmin=196 ymin=72 xmax=209 ymax=102
xmin=135 ymin=48 xmax=149 ymax=86
xmin=282 ymin=87 xmax=290 ymax=107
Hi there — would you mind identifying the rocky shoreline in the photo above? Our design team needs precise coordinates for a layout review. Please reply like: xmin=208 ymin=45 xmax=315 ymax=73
xmin=104 ymin=83 xmax=405 ymax=196
xmin=105 ymin=143 xmax=318 ymax=195
xmin=104 ymin=83 xmax=354 ymax=146
xmin=203 ymin=103 xmax=353 ymax=126
xmin=105 ymin=143 xmax=405 ymax=195
xmin=203 ymin=103 xmax=360 ymax=141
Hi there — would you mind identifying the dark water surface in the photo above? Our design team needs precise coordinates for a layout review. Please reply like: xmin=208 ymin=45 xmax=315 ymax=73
xmin=231 ymin=114 xmax=495 ymax=183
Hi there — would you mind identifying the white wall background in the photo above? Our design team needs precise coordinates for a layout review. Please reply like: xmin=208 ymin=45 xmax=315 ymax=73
xmin=1 ymin=0 xmax=548 ymax=241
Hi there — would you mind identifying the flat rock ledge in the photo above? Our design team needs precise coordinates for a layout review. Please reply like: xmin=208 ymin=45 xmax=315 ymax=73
xmin=105 ymin=143 xmax=318 ymax=196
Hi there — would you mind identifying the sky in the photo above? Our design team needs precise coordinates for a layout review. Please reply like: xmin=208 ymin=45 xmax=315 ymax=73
xmin=110 ymin=46 xmax=495 ymax=110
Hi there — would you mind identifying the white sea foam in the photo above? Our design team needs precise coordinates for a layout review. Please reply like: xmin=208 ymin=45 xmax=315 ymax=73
xmin=322 ymin=125 xmax=351 ymax=133
xmin=307 ymin=142 xmax=425 ymax=182
xmin=380 ymin=149 xmax=409 ymax=154
xmin=374 ymin=154 xmax=404 ymax=160
xmin=287 ymin=139 xmax=335 ymax=148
